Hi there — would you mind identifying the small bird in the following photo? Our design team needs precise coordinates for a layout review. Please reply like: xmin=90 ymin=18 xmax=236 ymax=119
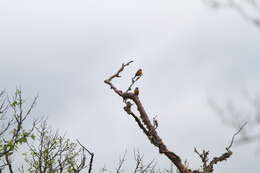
xmin=124 ymin=101 xmax=132 ymax=114
xmin=126 ymin=101 xmax=132 ymax=108
xmin=134 ymin=87 xmax=139 ymax=95
xmin=134 ymin=69 xmax=143 ymax=78
xmin=153 ymin=116 xmax=158 ymax=128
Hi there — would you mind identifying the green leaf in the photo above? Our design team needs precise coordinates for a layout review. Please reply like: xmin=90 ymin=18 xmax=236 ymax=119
xmin=11 ymin=101 xmax=17 ymax=107
xmin=31 ymin=134 xmax=36 ymax=140
xmin=19 ymin=137 xmax=27 ymax=144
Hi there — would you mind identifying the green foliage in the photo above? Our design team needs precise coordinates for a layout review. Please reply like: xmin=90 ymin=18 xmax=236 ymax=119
xmin=0 ymin=89 xmax=37 ymax=172
xmin=0 ymin=89 xmax=89 ymax=173
xmin=23 ymin=121 xmax=87 ymax=173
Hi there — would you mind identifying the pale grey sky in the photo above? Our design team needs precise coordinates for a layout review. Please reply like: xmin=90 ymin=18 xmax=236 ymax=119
xmin=0 ymin=0 xmax=260 ymax=172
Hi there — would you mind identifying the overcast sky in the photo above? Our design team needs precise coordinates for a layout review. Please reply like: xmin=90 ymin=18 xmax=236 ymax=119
xmin=1 ymin=0 xmax=260 ymax=172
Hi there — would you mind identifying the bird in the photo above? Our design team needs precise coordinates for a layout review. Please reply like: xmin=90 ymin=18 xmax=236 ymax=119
xmin=153 ymin=116 xmax=158 ymax=128
xmin=124 ymin=101 xmax=132 ymax=114
xmin=126 ymin=101 xmax=132 ymax=108
xmin=134 ymin=87 xmax=139 ymax=95
xmin=134 ymin=69 xmax=143 ymax=78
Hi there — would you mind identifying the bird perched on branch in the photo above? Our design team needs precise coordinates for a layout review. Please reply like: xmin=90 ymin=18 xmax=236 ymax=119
xmin=134 ymin=69 xmax=143 ymax=78
xmin=134 ymin=87 xmax=139 ymax=95
xmin=124 ymin=101 xmax=132 ymax=114
xmin=153 ymin=116 xmax=158 ymax=129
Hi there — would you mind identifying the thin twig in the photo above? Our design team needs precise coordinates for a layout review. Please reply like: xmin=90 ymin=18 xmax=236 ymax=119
xmin=76 ymin=139 xmax=94 ymax=173
xmin=116 ymin=151 xmax=127 ymax=173
xmin=226 ymin=121 xmax=248 ymax=151
xmin=126 ymin=76 xmax=142 ymax=92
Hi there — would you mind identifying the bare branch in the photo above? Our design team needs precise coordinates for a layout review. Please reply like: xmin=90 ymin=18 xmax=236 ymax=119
xmin=116 ymin=151 xmax=127 ymax=173
xmin=193 ymin=122 xmax=246 ymax=173
xmin=104 ymin=62 xmax=192 ymax=173
xmin=126 ymin=73 xmax=142 ymax=93
xmin=133 ymin=150 xmax=156 ymax=173
xmin=226 ymin=121 xmax=248 ymax=151
xmin=5 ymin=154 xmax=13 ymax=173
xmin=209 ymin=93 xmax=260 ymax=148
xmin=76 ymin=139 xmax=94 ymax=173
xmin=104 ymin=61 xmax=133 ymax=97
xmin=105 ymin=62 xmax=245 ymax=173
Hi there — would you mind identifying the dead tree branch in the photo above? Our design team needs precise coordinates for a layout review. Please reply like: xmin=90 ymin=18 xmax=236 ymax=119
xmin=105 ymin=61 xmax=191 ymax=173
xmin=226 ymin=121 xmax=247 ymax=150
xmin=104 ymin=61 xmax=246 ymax=173
xmin=209 ymin=94 xmax=260 ymax=147
xmin=194 ymin=122 xmax=246 ymax=173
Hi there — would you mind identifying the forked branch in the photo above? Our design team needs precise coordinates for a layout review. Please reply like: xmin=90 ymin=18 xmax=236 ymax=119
xmin=104 ymin=61 xmax=191 ymax=173
xmin=104 ymin=61 xmax=246 ymax=173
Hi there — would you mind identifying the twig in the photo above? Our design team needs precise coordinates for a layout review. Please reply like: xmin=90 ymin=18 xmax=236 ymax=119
xmin=106 ymin=61 xmax=133 ymax=82
xmin=116 ymin=151 xmax=127 ymax=173
xmin=226 ymin=121 xmax=248 ymax=151
xmin=126 ymin=76 xmax=142 ymax=92
xmin=76 ymin=139 xmax=94 ymax=173
xmin=104 ymin=61 xmax=133 ymax=97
